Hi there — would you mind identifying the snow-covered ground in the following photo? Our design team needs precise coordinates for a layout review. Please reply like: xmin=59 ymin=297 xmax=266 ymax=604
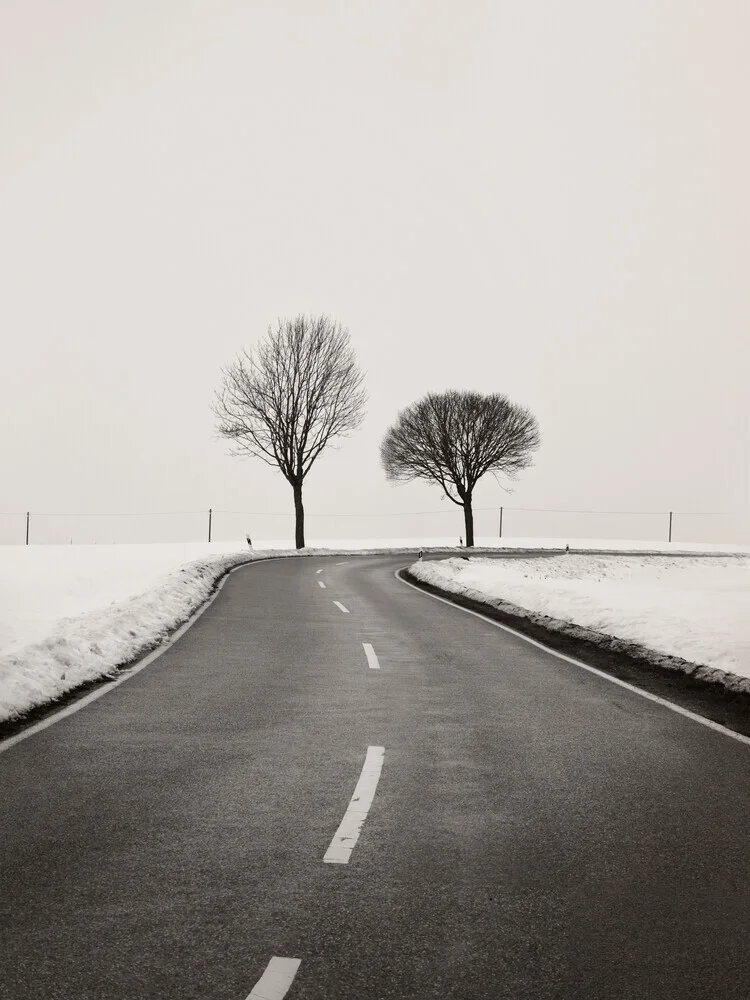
xmin=1 ymin=539 xmax=748 ymax=723
xmin=408 ymin=553 xmax=750 ymax=689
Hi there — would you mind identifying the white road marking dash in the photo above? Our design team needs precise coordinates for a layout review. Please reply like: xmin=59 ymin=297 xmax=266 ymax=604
xmin=318 ymin=580 xmax=326 ymax=588
xmin=333 ymin=600 xmax=349 ymax=613
xmin=324 ymin=746 xmax=384 ymax=864
xmin=246 ymin=956 xmax=301 ymax=999
xmin=362 ymin=643 xmax=380 ymax=670
xmin=316 ymin=568 xmax=324 ymax=574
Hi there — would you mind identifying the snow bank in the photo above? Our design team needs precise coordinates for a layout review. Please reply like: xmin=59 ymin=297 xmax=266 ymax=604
xmin=408 ymin=554 xmax=750 ymax=690
xmin=0 ymin=542 xmax=252 ymax=654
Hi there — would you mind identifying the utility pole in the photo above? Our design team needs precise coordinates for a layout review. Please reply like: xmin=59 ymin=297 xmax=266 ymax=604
xmin=498 ymin=506 xmax=503 ymax=538
xmin=25 ymin=511 xmax=29 ymax=546
xmin=208 ymin=508 xmax=212 ymax=543
xmin=668 ymin=510 xmax=673 ymax=543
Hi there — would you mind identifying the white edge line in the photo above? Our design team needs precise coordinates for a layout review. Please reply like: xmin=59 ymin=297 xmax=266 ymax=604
xmin=395 ymin=569 xmax=750 ymax=748
xmin=362 ymin=642 xmax=380 ymax=670
xmin=324 ymin=746 xmax=385 ymax=864
xmin=318 ymin=580 xmax=326 ymax=588
xmin=246 ymin=956 xmax=301 ymax=1000
xmin=333 ymin=600 xmax=349 ymax=613
xmin=0 ymin=559 xmax=278 ymax=755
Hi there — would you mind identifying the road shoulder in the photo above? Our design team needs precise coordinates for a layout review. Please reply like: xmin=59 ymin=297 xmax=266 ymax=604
xmin=399 ymin=568 xmax=750 ymax=740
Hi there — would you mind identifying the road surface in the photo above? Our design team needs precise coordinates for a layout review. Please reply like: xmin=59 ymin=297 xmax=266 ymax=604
xmin=1 ymin=554 xmax=748 ymax=999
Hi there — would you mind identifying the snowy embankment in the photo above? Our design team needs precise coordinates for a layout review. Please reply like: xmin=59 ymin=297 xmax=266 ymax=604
xmin=408 ymin=554 xmax=750 ymax=692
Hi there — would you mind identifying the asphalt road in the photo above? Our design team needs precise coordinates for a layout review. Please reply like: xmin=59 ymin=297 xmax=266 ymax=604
xmin=1 ymin=554 xmax=749 ymax=999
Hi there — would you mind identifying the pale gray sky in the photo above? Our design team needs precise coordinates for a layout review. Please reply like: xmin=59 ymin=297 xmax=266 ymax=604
xmin=2 ymin=0 xmax=748 ymax=545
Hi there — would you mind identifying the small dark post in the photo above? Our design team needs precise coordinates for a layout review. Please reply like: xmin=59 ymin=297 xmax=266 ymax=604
xmin=668 ymin=510 xmax=673 ymax=543
xmin=208 ymin=508 xmax=212 ymax=543
xmin=499 ymin=506 xmax=503 ymax=538
xmin=25 ymin=511 xmax=29 ymax=546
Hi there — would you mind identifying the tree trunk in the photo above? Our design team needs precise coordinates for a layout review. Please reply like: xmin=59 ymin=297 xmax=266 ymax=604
xmin=293 ymin=480 xmax=305 ymax=549
xmin=463 ymin=498 xmax=474 ymax=548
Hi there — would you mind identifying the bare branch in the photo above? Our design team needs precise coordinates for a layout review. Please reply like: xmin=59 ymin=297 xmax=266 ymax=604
xmin=212 ymin=314 xmax=367 ymax=547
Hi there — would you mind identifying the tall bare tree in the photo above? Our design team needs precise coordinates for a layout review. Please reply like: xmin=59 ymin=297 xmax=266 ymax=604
xmin=213 ymin=315 xmax=367 ymax=548
xmin=381 ymin=390 xmax=540 ymax=547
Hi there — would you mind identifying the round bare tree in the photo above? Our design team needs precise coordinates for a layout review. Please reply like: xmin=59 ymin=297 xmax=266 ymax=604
xmin=381 ymin=390 xmax=540 ymax=547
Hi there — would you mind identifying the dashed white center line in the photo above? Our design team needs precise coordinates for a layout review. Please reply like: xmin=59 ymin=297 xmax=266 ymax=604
xmin=316 ymin=568 xmax=324 ymax=574
xmin=362 ymin=643 xmax=380 ymax=670
xmin=246 ymin=956 xmax=301 ymax=999
xmin=318 ymin=580 xmax=326 ymax=588
xmin=335 ymin=561 xmax=347 ymax=565
xmin=324 ymin=746 xmax=385 ymax=864
xmin=333 ymin=600 xmax=349 ymax=613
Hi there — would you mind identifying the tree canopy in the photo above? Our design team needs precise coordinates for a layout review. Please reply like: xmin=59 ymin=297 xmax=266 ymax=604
xmin=381 ymin=390 xmax=540 ymax=546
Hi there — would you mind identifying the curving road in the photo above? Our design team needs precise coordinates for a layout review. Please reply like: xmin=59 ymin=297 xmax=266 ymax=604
xmin=1 ymin=554 xmax=749 ymax=999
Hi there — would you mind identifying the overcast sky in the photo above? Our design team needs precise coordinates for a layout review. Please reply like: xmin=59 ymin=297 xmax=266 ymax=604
xmin=2 ymin=0 xmax=748 ymax=545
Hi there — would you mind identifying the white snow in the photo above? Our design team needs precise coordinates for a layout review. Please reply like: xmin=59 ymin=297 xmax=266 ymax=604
xmin=408 ymin=553 xmax=750 ymax=689
xmin=0 ymin=542 xmax=249 ymax=654
xmin=1 ymin=539 xmax=748 ymax=723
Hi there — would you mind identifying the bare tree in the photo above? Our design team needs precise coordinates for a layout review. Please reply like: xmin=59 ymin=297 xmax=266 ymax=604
xmin=213 ymin=315 xmax=367 ymax=548
xmin=380 ymin=390 xmax=540 ymax=547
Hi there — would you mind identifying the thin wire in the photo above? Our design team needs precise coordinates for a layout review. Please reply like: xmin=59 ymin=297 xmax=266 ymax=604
xmin=0 ymin=507 xmax=730 ymax=517
xmin=488 ymin=507 xmax=693 ymax=516
xmin=215 ymin=509 xmax=457 ymax=516
xmin=214 ymin=507 xmax=730 ymax=517
xmin=0 ymin=511 xmax=208 ymax=517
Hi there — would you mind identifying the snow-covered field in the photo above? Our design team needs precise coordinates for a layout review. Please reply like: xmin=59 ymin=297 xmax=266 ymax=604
xmin=1 ymin=539 xmax=748 ymax=723
xmin=409 ymin=553 xmax=750 ymax=690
